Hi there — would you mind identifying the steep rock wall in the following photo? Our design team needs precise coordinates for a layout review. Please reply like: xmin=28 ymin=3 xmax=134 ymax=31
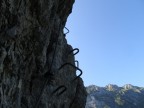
xmin=0 ymin=0 xmax=87 ymax=108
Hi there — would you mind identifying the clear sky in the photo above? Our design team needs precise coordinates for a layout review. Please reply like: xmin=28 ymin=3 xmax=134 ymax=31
xmin=65 ymin=0 xmax=144 ymax=87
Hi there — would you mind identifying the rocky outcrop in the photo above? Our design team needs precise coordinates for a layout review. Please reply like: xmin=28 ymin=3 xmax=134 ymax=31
xmin=86 ymin=84 xmax=144 ymax=108
xmin=0 ymin=0 xmax=87 ymax=108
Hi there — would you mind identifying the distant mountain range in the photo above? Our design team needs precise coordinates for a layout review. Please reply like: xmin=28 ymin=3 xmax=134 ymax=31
xmin=85 ymin=84 xmax=144 ymax=108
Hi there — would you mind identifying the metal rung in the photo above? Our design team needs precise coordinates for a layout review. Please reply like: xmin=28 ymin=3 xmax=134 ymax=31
xmin=75 ymin=60 xmax=79 ymax=68
xmin=51 ymin=85 xmax=67 ymax=97
xmin=58 ymin=63 xmax=83 ymax=81
xmin=64 ymin=27 xmax=69 ymax=36
xmin=68 ymin=48 xmax=79 ymax=56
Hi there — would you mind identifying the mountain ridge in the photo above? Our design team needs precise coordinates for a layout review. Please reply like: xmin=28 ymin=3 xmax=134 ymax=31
xmin=86 ymin=84 xmax=144 ymax=108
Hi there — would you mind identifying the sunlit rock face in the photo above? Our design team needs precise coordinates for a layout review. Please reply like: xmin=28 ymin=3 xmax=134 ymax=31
xmin=86 ymin=84 xmax=144 ymax=108
xmin=0 ymin=0 xmax=87 ymax=108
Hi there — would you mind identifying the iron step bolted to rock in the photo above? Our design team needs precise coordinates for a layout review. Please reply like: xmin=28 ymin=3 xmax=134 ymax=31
xmin=63 ymin=27 xmax=70 ymax=37
xmin=58 ymin=62 xmax=83 ymax=82
xmin=35 ymin=47 xmax=83 ymax=107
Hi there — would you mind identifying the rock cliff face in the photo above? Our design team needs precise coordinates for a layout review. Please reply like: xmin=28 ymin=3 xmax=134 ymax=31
xmin=0 ymin=0 xmax=87 ymax=108
xmin=86 ymin=84 xmax=144 ymax=108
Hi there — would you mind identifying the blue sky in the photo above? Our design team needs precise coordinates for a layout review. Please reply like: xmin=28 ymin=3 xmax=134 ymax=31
xmin=65 ymin=0 xmax=144 ymax=87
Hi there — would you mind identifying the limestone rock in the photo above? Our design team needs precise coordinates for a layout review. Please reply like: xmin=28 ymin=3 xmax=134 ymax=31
xmin=0 ymin=0 xmax=87 ymax=108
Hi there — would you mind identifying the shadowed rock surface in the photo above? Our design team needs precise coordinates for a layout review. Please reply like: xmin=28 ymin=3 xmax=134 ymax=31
xmin=0 ymin=0 xmax=87 ymax=108
xmin=86 ymin=84 xmax=144 ymax=108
